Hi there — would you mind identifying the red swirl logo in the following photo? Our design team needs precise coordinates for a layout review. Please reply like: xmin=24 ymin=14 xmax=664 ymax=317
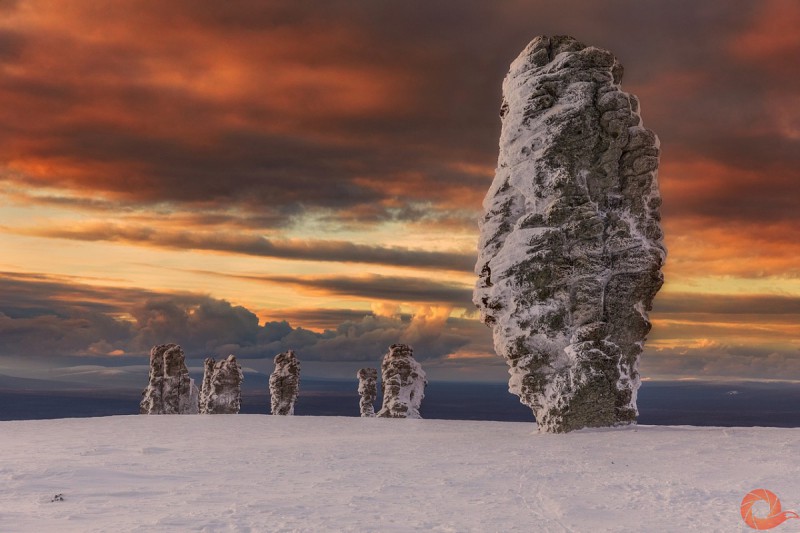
xmin=741 ymin=489 xmax=799 ymax=530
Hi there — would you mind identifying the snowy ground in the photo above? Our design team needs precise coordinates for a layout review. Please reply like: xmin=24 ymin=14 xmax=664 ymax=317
xmin=1 ymin=416 xmax=798 ymax=532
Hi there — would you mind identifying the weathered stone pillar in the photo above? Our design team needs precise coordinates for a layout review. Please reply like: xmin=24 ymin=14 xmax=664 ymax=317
xmin=356 ymin=367 xmax=378 ymax=417
xmin=140 ymin=343 xmax=197 ymax=414
xmin=474 ymin=35 xmax=665 ymax=433
xmin=376 ymin=344 xmax=427 ymax=419
xmin=269 ymin=350 xmax=300 ymax=415
xmin=199 ymin=354 xmax=243 ymax=414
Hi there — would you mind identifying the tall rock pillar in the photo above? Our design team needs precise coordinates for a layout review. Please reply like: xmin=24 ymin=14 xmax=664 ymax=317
xmin=199 ymin=354 xmax=244 ymax=414
xmin=376 ymin=344 xmax=427 ymax=419
xmin=356 ymin=367 xmax=378 ymax=417
xmin=269 ymin=350 xmax=300 ymax=415
xmin=474 ymin=35 xmax=666 ymax=433
xmin=140 ymin=343 xmax=197 ymax=414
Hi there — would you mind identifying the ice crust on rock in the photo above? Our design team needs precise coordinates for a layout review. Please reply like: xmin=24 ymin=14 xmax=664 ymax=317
xmin=474 ymin=35 xmax=666 ymax=433
xmin=139 ymin=343 xmax=197 ymax=415
xmin=376 ymin=344 xmax=427 ymax=419
xmin=269 ymin=350 xmax=300 ymax=415
xmin=199 ymin=355 xmax=243 ymax=414
xmin=356 ymin=367 xmax=378 ymax=417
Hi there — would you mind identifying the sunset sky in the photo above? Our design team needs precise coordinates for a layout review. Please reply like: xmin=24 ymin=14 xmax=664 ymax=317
xmin=1 ymin=0 xmax=799 ymax=388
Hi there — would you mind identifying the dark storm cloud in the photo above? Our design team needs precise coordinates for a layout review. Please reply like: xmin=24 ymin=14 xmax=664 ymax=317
xmin=647 ymin=293 xmax=800 ymax=353
xmin=655 ymin=293 xmax=800 ymax=315
xmin=265 ymin=308 xmax=376 ymax=330
xmin=20 ymin=224 xmax=475 ymax=271
xmin=2 ymin=0 xmax=800 ymax=383
xmin=4 ymin=271 xmax=799 ymax=380
xmin=12 ymin=122 xmax=386 ymax=208
xmin=641 ymin=343 xmax=800 ymax=381
xmin=0 ymin=271 xmax=164 ymax=316
xmin=0 ymin=272 xmax=471 ymax=361
xmin=232 ymin=274 xmax=474 ymax=307
xmin=266 ymin=313 xmax=473 ymax=363
xmin=3 ymin=0 xmax=796 ymax=236
xmin=0 ymin=29 xmax=25 ymax=62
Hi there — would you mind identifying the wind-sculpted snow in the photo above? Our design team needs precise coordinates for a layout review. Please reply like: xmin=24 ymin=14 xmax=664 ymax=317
xmin=269 ymin=350 xmax=300 ymax=415
xmin=139 ymin=343 xmax=197 ymax=415
xmin=474 ymin=35 xmax=666 ymax=433
xmin=199 ymin=355 xmax=243 ymax=414
xmin=356 ymin=367 xmax=378 ymax=417
xmin=377 ymin=344 xmax=427 ymax=418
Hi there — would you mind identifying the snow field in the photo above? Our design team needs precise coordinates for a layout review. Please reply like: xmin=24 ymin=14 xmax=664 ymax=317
xmin=1 ymin=416 xmax=798 ymax=532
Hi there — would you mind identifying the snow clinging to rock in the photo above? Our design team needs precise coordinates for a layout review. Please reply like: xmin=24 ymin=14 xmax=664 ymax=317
xmin=474 ymin=35 xmax=666 ymax=433
xmin=199 ymin=355 xmax=243 ymax=414
xmin=356 ymin=367 xmax=378 ymax=417
xmin=376 ymin=344 xmax=427 ymax=419
xmin=269 ymin=350 xmax=300 ymax=415
xmin=140 ymin=343 xmax=198 ymax=415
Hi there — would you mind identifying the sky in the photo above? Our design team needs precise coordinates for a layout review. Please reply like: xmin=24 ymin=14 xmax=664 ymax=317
xmin=0 ymin=0 xmax=799 ymax=388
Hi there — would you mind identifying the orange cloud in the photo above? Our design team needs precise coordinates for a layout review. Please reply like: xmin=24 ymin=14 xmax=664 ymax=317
xmin=656 ymin=155 xmax=799 ymax=278
xmin=662 ymin=218 xmax=800 ymax=279
xmin=10 ymin=222 xmax=474 ymax=271
xmin=730 ymin=0 xmax=800 ymax=61
xmin=1 ymin=1 xmax=798 ymax=383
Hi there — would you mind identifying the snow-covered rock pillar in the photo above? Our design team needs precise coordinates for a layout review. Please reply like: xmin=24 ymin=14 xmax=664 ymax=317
xmin=376 ymin=344 xmax=427 ymax=419
xmin=474 ymin=35 xmax=666 ymax=433
xmin=269 ymin=350 xmax=300 ymax=415
xmin=199 ymin=354 xmax=243 ymax=414
xmin=199 ymin=358 xmax=214 ymax=414
xmin=140 ymin=343 xmax=197 ymax=414
xmin=356 ymin=367 xmax=378 ymax=417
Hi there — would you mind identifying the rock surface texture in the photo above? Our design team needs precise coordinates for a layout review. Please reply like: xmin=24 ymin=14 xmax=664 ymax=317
xmin=140 ymin=343 xmax=197 ymax=414
xmin=356 ymin=367 xmax=378 ymax=417
xmin=474 ymin=35 xmax=666 ymax=433
xmin=269 ymin=350 xmax=300 ymax=415
xmin=376 ymin=344 xmax=427 ymax=419
xmin=199 ymin=355 xmax=244 ymax=414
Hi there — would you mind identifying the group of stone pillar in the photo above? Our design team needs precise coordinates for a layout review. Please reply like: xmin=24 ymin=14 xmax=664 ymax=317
xmin=139 ymin=344 xmax=300 ymax=416
xmin=138 ymin=36 xmax=666 ymax=434
xmin=139 ymin=342 xmax=428 ymax=418
xmin=357 ymin=343 xmax=427 ymax=419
